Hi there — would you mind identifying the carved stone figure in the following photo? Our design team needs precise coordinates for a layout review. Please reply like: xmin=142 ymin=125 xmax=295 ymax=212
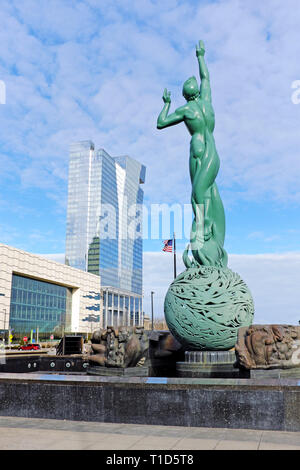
xmin=88 ymin=326 xmax=149 ymax=368
xmin=235 ymin=324 xmax=300 ymax=369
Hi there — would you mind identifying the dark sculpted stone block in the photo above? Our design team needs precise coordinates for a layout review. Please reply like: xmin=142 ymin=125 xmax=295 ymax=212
xmin=235 ymin=324 xmax=300 ymax=370
xmin=88 ymin=326 xmax=149 ymax=370
xmin=146 ymin=330 xmax=185 ymax=377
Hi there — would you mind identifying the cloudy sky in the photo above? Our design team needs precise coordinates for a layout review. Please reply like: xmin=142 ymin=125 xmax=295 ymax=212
xmin=1 ymin=0 xmax=300 ymax=324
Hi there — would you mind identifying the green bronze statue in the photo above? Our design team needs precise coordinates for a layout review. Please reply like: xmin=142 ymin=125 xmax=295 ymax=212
xmin=158 ymin=41 xmax=254 ymax=350
xmin=157 ymin=40 xmax=226 ymax=268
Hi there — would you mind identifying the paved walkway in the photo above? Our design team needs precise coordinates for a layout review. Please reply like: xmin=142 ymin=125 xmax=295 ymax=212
xmin=0 ymin=416 xmax=299 ymax=450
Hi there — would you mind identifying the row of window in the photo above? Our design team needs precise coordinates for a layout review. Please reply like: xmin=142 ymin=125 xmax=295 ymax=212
xmin=10 ymin=275 xmax=72 ymax=332
xmin=102 ymin=293 xmax=142 ymax=310
xmin=12 ymin=276 xmax=69 ymax=297
xmin=104 ymin=311 xmax=140 ymax=327
xmin=11 ymin=291 xmax=67 ymax=309
xmin=10 ymin=304 xmax=65 ymax=322
xmin=10 ymin=319 xmax=65 ymax=334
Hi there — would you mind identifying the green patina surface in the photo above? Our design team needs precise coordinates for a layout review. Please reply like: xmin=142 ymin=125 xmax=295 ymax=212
xmin=157 ymin=41 xmax=254 ymax=350
xmin=164 ymin=267 xmax=254 ymax=350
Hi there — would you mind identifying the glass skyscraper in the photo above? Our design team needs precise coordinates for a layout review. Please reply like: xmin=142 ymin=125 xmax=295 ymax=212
xmin=65 ymin=141 xmax=146 ymax=298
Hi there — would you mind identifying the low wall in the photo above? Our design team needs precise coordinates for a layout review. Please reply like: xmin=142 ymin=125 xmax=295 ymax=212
xmin=0 ymin=373 xmax=300 ymax=432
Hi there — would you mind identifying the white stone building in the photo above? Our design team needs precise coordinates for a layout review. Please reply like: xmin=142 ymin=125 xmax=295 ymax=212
xmin=0 ymin=243 xmax=101 ymax=336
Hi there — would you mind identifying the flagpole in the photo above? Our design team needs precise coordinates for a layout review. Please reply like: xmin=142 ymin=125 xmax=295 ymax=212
xmin=173 ymin=232 xmax=177 ymax=279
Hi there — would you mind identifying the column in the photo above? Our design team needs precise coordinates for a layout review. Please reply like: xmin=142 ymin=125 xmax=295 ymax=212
xmin=138 ymin=297 xmax=141 ymax=326
xmin=117 ymin=292 xmax=120 ymax=326
xmin=105 ymin=288 xmax=108 ymax=329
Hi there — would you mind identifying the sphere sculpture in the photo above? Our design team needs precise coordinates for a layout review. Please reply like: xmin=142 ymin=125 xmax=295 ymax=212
xmin=157 ymin=41 xmax=254 ymax=350
xmin=164 ymin=267 xmax=254 ymax=350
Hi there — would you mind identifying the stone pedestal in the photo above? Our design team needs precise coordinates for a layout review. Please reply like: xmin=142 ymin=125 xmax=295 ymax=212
xmin=176 ymin=350 xmax=249 ymax=378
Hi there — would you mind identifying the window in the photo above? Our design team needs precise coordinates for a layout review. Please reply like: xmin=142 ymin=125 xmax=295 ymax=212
xmin=10 ymin=274 xmax=72 ymax=334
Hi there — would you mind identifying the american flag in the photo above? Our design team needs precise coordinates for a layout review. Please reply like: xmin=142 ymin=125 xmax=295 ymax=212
xmin=163 ymin=239 xmax=173 ymax=252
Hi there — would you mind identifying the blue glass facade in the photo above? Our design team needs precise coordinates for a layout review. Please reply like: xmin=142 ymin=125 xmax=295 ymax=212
xmin=65 ymin=142 xmax=146 ymax=297
xmin=10 ymin=274 xmax=72 ymax=334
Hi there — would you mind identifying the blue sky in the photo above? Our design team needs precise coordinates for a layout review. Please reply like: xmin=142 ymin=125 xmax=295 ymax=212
xmin=1 ymin=0 xmax=300 ymax=322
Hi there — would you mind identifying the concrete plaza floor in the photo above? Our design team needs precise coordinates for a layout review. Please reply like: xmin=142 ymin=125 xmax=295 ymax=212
xmin=0 ymin=416 xmax=299 ymax=450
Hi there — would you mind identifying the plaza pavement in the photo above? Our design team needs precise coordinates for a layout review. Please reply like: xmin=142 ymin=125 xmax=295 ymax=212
xmin=0 ymin=416 xmax=299 ymax=450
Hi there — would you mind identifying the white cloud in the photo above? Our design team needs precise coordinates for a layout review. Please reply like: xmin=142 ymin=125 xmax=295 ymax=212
xmin=40 ymin=249 xmax=300 ymax=327
xmin=1 ymin=0 xmax=300 ymax=211
xmin=143 ymin=251 xmax=300 ymax=326
xmin=38 ymin=253 xmax=65 ymax=264
xmin=1 ymin=1 xmax=300 ymax=290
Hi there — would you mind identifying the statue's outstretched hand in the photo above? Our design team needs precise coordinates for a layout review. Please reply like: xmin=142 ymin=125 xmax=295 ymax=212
xmin=162 ymin=88 xmax=171 ymax=103
xmin=196 ymin=40 xmax=205 ymax=57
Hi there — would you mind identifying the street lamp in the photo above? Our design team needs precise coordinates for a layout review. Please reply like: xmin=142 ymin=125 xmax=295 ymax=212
xmin=151 ymin=291 xmax=155 ymax=330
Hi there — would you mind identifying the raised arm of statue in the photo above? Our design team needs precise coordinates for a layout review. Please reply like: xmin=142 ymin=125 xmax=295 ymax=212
xmin=196 ymin=40 xmax=211 ymax=102
xmin=157 ymin=89 xmax=185 ymax=129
